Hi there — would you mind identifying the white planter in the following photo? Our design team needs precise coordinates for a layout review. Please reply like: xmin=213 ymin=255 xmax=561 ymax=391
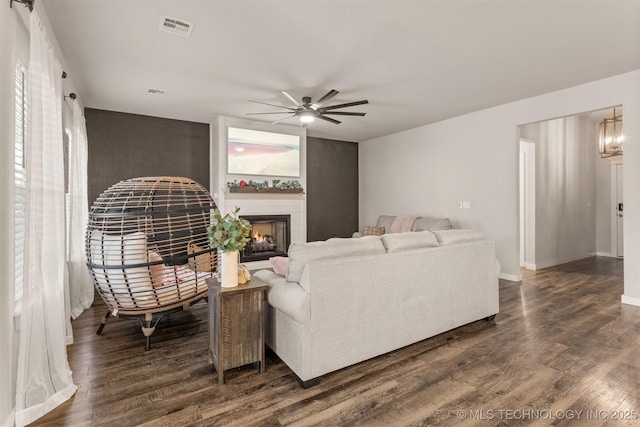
xmin=220 ymin=250 xmax=239 ymax=288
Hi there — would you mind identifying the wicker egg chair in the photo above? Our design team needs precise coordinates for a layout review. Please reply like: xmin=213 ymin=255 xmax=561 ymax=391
xmin=86 ymin=176 xmax=217 ymax=350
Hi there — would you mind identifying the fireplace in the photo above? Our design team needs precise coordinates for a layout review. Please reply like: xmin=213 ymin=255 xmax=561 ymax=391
xmin=240 ymin=215 xmax=291 ymax=262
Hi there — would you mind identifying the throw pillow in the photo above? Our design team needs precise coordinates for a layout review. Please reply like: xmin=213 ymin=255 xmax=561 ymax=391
xmin=148 ymin=251 xmax=165 ymax=288
xmin=187 ymin=241 xmax=217 ymax=272
xmin=363 ymin=225 xmax=385 ymax=236
xmin=269 ymin=256 xmax=289 ymax=277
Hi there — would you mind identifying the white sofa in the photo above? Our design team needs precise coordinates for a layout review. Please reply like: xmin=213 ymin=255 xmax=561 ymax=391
xmin=253 ymin=229 xmax=500 ymax=387
xmin=352 ymin=214 xmax=453 ymax=237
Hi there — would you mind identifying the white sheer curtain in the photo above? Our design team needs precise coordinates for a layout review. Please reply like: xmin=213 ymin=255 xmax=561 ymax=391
xmin=15 ymin=11 xmax=77 ymax=427
xmin=67 ymin=99 xmax=93 ymax=319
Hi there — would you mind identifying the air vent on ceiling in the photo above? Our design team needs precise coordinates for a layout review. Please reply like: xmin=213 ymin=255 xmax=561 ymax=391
xmin=159 ymin=15 xmax=194 ymax=38
xmin=148 ymin=88 xmax=167 ymax=96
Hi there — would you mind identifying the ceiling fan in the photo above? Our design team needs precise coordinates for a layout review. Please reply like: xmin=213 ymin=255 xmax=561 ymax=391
xmin=247 ymin=89 xmax=368 ymax=125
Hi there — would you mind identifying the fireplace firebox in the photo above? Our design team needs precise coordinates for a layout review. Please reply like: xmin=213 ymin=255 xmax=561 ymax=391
xmin=240 ymin=215 xmax=291 ymax=262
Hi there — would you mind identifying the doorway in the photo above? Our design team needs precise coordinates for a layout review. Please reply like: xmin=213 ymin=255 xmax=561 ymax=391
xmin=518 ymin=107 xmax=623 ymax=271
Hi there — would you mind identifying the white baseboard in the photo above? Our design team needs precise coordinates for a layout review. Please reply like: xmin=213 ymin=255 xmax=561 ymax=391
xmin=596 ymin=251 xmax=617 ymax=258
xmin=499 ymin=272 xmax=520 ymax=282
xmin=531 ymin=252 xmax=596 ymax=270
xmin=621 ymin=295 xmax=640 ymax=307
xmin=523 ymin=262 xmax=536 ymax=270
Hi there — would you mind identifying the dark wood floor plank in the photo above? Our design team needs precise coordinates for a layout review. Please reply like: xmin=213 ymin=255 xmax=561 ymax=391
xmin=31 ymin=256 xmax=640 ymax=427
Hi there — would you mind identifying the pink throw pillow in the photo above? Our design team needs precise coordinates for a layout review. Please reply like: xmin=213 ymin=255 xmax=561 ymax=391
xmin=269 ymin=256 xmax=289 ymax=277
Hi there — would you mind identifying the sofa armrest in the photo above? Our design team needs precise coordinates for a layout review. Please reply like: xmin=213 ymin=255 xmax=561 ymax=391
xmin=253 ymin=269 xmax=309 ymax=324
xmin=253 ymin=269 xmax=287 ymax=287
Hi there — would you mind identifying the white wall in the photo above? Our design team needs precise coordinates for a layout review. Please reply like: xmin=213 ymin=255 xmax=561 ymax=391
xmin=360 ymin=70 xmax=640 ymax=297
xmin=519 ymin=115 xmax=597 ymax=268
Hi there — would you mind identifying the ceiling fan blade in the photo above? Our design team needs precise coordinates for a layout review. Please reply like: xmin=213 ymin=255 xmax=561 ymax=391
xmin=246 ymin=112 xmax=293 ymax=115
xmin=321 ymin=111 xmax=366 ymax=116
xmin=317 ymin=115 xmax=342 ymax=125
xmin=249 ymin=100 xmax=296 ymax=111
xmin=314 ymin=89 xmax=339 ymax=106
xmin=322 ymin=100 xmax=369 ymax=111
xmin=271 ymin=115 xmax=296 ymax=124
xmin=281 ymin=91 xmax=301 ymax=108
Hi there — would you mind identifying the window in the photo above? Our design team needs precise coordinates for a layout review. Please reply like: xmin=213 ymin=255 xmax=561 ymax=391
xmin=15 ymin=64 xmax=27 ymax=308
xmin=64 ymin=128 xmax=71 ymax=259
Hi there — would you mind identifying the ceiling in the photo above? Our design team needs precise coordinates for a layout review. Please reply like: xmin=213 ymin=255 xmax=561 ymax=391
xmin=42 ymin=0 xmax=640 ymax=143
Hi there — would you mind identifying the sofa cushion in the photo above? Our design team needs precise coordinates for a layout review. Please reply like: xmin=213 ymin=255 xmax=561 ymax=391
xmin=381 ymin=231 xmax=440 ymax=253
xmin=286 ymin=236 xmax=386 ymax=283
xmin=412 ymin=216 xmax=453 ymax=231
xmin=253 ymin=269 xmax=309 ymax=324
xmin=434 ymin=229 xmax=485 ymax=245
xmin=376 ymin=215 xmax=396 ymax=234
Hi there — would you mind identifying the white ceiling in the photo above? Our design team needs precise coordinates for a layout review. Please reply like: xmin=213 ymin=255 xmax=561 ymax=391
xmin=42 ymin=0 xmax=640 ymax=142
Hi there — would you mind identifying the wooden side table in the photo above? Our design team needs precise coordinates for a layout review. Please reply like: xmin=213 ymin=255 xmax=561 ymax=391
xmin=206 ymin=278 xmax=268 ymax=385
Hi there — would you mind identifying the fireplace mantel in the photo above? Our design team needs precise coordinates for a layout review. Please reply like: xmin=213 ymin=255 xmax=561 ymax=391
xmin=225 ymin=192 xmax=304 ymax=200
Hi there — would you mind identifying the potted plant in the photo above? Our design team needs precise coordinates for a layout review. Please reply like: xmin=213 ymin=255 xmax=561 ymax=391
xmin=208 ymin=207 xmax=252 ymax=287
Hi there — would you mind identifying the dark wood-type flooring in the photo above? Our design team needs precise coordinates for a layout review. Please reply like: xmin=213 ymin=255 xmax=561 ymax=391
xmin=33 ymin=256 xmax=640 ymax=426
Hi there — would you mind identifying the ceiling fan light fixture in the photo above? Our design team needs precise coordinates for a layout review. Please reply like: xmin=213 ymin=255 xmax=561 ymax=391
xmin=599 ymin=107 xmax=624 ymax=158
xmin=299 ymin=112 xmax=315 ymax=123
xmin=248 ymin=89 xmax=368 ymax=126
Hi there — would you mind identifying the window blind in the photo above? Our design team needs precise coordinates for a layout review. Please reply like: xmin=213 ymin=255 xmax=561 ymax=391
xmin=15 ymin=64 xmax=27 ymax=305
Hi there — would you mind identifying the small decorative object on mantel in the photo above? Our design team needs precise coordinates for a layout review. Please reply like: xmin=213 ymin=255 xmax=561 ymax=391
xmin=227 ymin=179 xmax=304 ymax=194
xmin=208 ymin=207 xmax=252 ymax=288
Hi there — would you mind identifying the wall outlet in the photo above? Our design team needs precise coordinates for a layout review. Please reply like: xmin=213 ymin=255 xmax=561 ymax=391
xmin=463 ymin=201 xmax=471 ymax=209
xmin=458 ymin=201 xmax=464 ymax=209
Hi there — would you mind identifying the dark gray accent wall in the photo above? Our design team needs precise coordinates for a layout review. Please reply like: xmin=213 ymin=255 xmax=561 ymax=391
xmin=306 ymin=136 xmax=358 ymax=241
xmin=85 ymin=108 xmax=209 ymax=205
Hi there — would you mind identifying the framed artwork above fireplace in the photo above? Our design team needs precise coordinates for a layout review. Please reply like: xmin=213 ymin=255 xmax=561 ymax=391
xmin=227 ymin=127 xmax=301 ymax=178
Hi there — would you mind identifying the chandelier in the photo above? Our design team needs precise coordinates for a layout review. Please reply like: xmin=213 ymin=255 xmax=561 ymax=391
xmin=599 ymin=108 xmax=624 ymax=158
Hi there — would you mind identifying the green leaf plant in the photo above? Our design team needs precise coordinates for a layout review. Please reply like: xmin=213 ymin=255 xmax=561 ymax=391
xmin=208 ymin=207 xmax=252 ymax=252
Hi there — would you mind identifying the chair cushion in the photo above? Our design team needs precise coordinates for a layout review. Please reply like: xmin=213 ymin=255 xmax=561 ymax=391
xmin=88 ymin=231 xmax=154 ymax=308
